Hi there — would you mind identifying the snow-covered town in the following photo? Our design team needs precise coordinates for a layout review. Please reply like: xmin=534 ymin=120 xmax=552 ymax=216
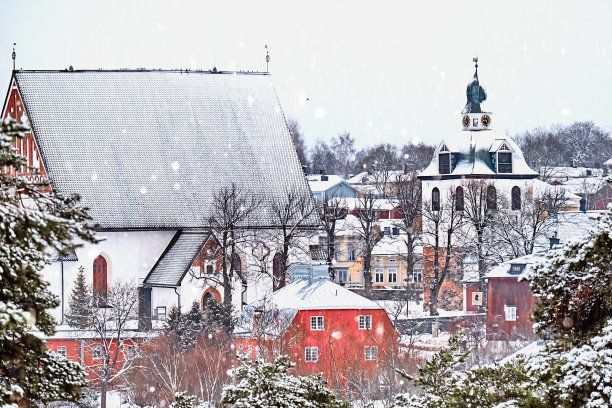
xmin=1 ymin=2 xmax=612 ymax=408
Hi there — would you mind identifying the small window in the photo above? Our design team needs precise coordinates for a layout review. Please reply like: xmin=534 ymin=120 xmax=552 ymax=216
xmin=505 ymin=306 xmax=517 ymax=321
xmin=305 ymin=347 xmax=319 ymax=362
xmin=388 ymin=258 xmax=396 ymax=263
xmin=375 ymin=269 xmax=384 ymax=283
xmin=57 ymin=346 xmax=67 ymax=358
xmin=392 ymin=227 xmax=399 ymax=235
xmin=238 ymin=344 xmax=244 ymax=357
xmin=486 ymin=186 xmax=497 ymax=211
xmin=498 ymin=152 xmax=512 ymax=173
xmin=337 ymin=268 xmax=348 ymax=283
xmin=412 ymin=272 xmax=422 ymax=282
xmin=247 ymin=345 xmax=253 ymax=358
xmin=127 ymin=345 xmax=137 ymax=358
xmin=440 ymin=144 xmax=449 ymax=152
xmin=511 ymin=186 xmax=521 ymax=210
xmin=358 ymin=315 xmax=372 ymax=330
xmin=365 ymin=346 xmax=378 ymax=361
xmin=93 ymin=345 xmax=102 ymax=360
xmin=439 ymin=153 xmax=450 ymax=174
xmin=310 ymin=316 xmax=324 ymax=331
xmin=432 ymin=188 xmax=440 ymax=211
xmin=347 ymin=245 xmax=356 ymax=261
xmin=472 ymin=117 xmax=479 ymax=127
xmin=455 ymin=186 xmax=464 ymax=211
xmin=206 ymin=263 xmax=214 ymax=275
xmin=156 ymin=306 xmax=167 ymax=320
xmin=509 ymin=264 xmax=526 ymax=275
xmin=388 ymin=268 xmax=397 ymax=283
xmin=384 ymin=227 xmax=390 ymax=236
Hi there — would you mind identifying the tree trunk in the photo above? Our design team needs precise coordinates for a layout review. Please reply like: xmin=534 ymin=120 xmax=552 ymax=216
xmin=100 ymin=370 xmax=108 ymax=408
xmin=477 ymin=228 xmax=487 ymax=312
xmin=279 ymin=239 xmax=290 ymax=289
xmin=363 ymin=251 xmax=372 ymax=291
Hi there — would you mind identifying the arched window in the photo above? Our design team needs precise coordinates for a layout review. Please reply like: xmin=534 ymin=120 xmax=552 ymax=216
xmin=455 ymin=186 xmax=464 ymax=211
xmin=486 ymin=186 xmax=497 ymax=211
xmin=431 ymin=188 xmax=440 ymax=211
xmin=232 ymin=253 xmax=242 ymax=274
xmin=272 ymin=253 xmax=283 ymax=291
xmin=93 ymin=255 xmax=108 ymax=300
xmin=511 ymin=186 xmax=521 ymax=210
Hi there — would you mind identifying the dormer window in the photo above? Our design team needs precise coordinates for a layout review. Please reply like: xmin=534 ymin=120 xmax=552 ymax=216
xmin=498 ymin=152 xmax=512 ymax=173
xmin=439 ymin=153 xmax=450 ymax=174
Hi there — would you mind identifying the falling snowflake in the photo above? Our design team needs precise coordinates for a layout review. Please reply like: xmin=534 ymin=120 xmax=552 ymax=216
xmin=140 ymin=187 xmax=147 ymax=195
xmin=91 ymin=173 xmax=98 ymax=181
xmin=173 ymin=183 xmax=181 ymax=190
xmin=171 ymin=161 xmax=180 ymax=171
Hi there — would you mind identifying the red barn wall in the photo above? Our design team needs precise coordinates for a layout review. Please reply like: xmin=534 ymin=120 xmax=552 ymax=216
xmin=47 ymin=338 xmax=139 ymax=384
xmin=487 ymin=277 xmax=536 ymax=340
xmin=236 ymin=308 xmax=396 ymax=387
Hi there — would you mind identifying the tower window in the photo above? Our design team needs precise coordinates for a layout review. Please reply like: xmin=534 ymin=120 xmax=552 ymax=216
xmin=498 ymin=152 xmax=512 ymax=173
xmin=486 ymin=186 xmax=497 ymax=211
xmin=455 ymin=186 xmax=464 ymax=211
xmin=438 ymin=153 xmax=450 ymax=174
xmin=511 ymin=186 xmax=521 ymax=210
xmin=432 ymin=188 xmax=440 ymax=211
xmin=473 ymin=117 xmax=479 ymax=127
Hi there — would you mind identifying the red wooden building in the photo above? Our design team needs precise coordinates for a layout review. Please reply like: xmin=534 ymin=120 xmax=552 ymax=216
xmin=485 ymin=252 xmax=545 ymax=341
xmin=234 ymin=278 xmax=397 ymax=387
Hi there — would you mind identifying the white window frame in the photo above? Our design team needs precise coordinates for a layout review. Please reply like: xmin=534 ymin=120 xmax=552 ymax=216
xmin=93 ymin=345 xmax=102 ymax=360
xmin=305 ymin=347 xmax=319 ymax=362
xmin=156 ymin=306 xmax=167 ymax=320
xmin=358 ymin=315 xmax=372 ymax=330
xmin=57 ymin=346 xmax=67 ymax=358
xmin=310 ymin=316 xmax=324 ymax=331
xmin=375 ymin=268 xmax=384 ymax=283
xmin=126 ymin=344 xmax=137 ymax=358
xmin=388 ymin=268 xmax=397 ymax=283
xmin=247 ymin=344 xmax=253 ymax=358
xmin=239 ymin=344 xmax=244 ymax=357
xmin=365 ymin=346 xmax=378 ymax=361
xmin=505 ymin=305 xmax=517 ymax=322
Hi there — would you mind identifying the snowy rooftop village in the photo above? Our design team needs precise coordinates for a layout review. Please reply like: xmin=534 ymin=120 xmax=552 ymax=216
xmin=1 ymin=1 xmax=612 ymax=407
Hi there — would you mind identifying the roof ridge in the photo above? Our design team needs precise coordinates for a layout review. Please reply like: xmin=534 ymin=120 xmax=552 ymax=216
xmin=14 ymin=69 xmax=270 ymax=75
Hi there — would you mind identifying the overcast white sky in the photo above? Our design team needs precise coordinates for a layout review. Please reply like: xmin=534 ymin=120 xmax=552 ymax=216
xmin=2 ymin=0 xmax=611 ymax=148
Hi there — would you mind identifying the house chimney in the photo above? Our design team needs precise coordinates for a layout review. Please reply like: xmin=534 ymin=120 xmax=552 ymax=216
xmin=319 ymin=169 xmax=325 ymax=175
xmin=403 ymin=163 xmax=409 ymax=174
xmin=579 ymin=197 xmax=586 ymax=213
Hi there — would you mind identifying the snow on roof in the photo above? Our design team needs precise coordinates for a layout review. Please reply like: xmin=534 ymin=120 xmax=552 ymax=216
xmin=555 ymin=176 xmax=607 ymax=196
xmin=548 ymin=167 xmax=604 ymax=179
xmin=604 ymin=158 xmax=612 ymax=167
xmin=418 ymin=131 xmax=538 ymax=178
xmin=271 ymin=278 xmax=383 ymax=311
xmin=306 ymin=174 xmax=347 ymax=193
xmin=486 ymin=252 xmax=548 ymax=279
xmin=372 ymin=236 xmax=406 ymax=256
xmin=346 ymin=171 xmax=370 ymax=184
xmin=532 ymin=179 xmax=582 ymax=206
xmin=14 ymin=70 xmax=316 ymax=229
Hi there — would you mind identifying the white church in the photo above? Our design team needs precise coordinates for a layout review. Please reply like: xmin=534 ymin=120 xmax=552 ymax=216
xmin=2 ymin=69 xmax=318 ymax=330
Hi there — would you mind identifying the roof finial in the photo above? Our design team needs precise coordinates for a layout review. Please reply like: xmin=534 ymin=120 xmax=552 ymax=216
xmin=473 ymin=55 xmax=478 ymax=75
xmin=265 ymin=44 xmax=270 ymax=73
xmin=12 ymin=43 xmax=16 ymax=71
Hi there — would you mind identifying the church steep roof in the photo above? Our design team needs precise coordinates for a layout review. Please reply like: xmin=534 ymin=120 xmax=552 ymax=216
xmin=13 ymin=70 xmax=317 ymax=229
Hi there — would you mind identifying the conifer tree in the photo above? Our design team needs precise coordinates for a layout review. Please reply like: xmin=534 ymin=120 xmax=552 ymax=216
xmin=65 ymin=266 xmax=92 ymax=328
xmin=0 ymin=117 xmax=96 ymax=405
xmin=221 ymin=355 xmax=351 ymax=408
xmin=169 ymin=392 xmax=196 ymax=408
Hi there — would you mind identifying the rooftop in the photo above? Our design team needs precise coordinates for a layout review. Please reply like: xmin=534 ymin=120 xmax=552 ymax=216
xmin=12 ymin=70 xmax=316 ymax=229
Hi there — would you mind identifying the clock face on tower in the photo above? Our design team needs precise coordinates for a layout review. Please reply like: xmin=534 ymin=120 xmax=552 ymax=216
xmin=481 ymin=114 xmax=491 ymax=128
xmin=462 ymin=115 xmax=470 ymax=128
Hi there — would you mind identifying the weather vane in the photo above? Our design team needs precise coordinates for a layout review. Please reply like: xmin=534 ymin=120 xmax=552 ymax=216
xmin=12 ymin=43 xmax=16 ymax=71
xmin=265 ymin=44 xmax=270 ymax=73
xmin=473 ymin=56 xmax=478 ymax=69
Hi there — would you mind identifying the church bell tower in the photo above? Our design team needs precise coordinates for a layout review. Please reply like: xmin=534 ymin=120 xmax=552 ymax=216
xmin=460 ymin=57 xmax=492 ymax=131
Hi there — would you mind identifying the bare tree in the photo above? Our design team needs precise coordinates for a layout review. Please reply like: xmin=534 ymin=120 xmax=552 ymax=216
xmin=331 ymin=132 xmax=356 ymax=178
xmin=392 ymin=171 xmax=422 ymax=305
xmin=319 ymin=195 xmax=349 ymax=281
xmin=269 ymin=188 xmax=318 ymax=289
xmin=87 ymin=281 xmax=139 ymax=408
xmin=352 ymin=192 xmax=383 ymax=290
xmin=490 ymin=187 xmax=569 ymax=260
xmin=462 ymin=180 xmax=497 ymax=312
xmin=287 ymin=118 xmax=308 ymax=170
xmin=422 ymin=187 xmax=464 ymax=316
xmin=205 ymin=183 xmax=260 ymax=311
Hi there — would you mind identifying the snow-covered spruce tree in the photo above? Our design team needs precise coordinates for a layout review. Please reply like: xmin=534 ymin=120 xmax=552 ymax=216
xmin=0 ymin=117 xmax=96 ymax=405
xmin=65 ymin=265 xmax=93 ymax=328
xmin=521 ymin=206 xmax=612 ymax=407
xmin=170 ymin=392 xmax=196 ymax=408
xmin=221 ymin=355 xmax=351 ymax=408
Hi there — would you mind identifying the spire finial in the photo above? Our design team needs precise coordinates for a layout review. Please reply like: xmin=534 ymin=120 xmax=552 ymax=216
xmin=265 ymin=44 xmax=270 ymax=73
xmin=12 ymin=43 xmax=16 ymax=71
